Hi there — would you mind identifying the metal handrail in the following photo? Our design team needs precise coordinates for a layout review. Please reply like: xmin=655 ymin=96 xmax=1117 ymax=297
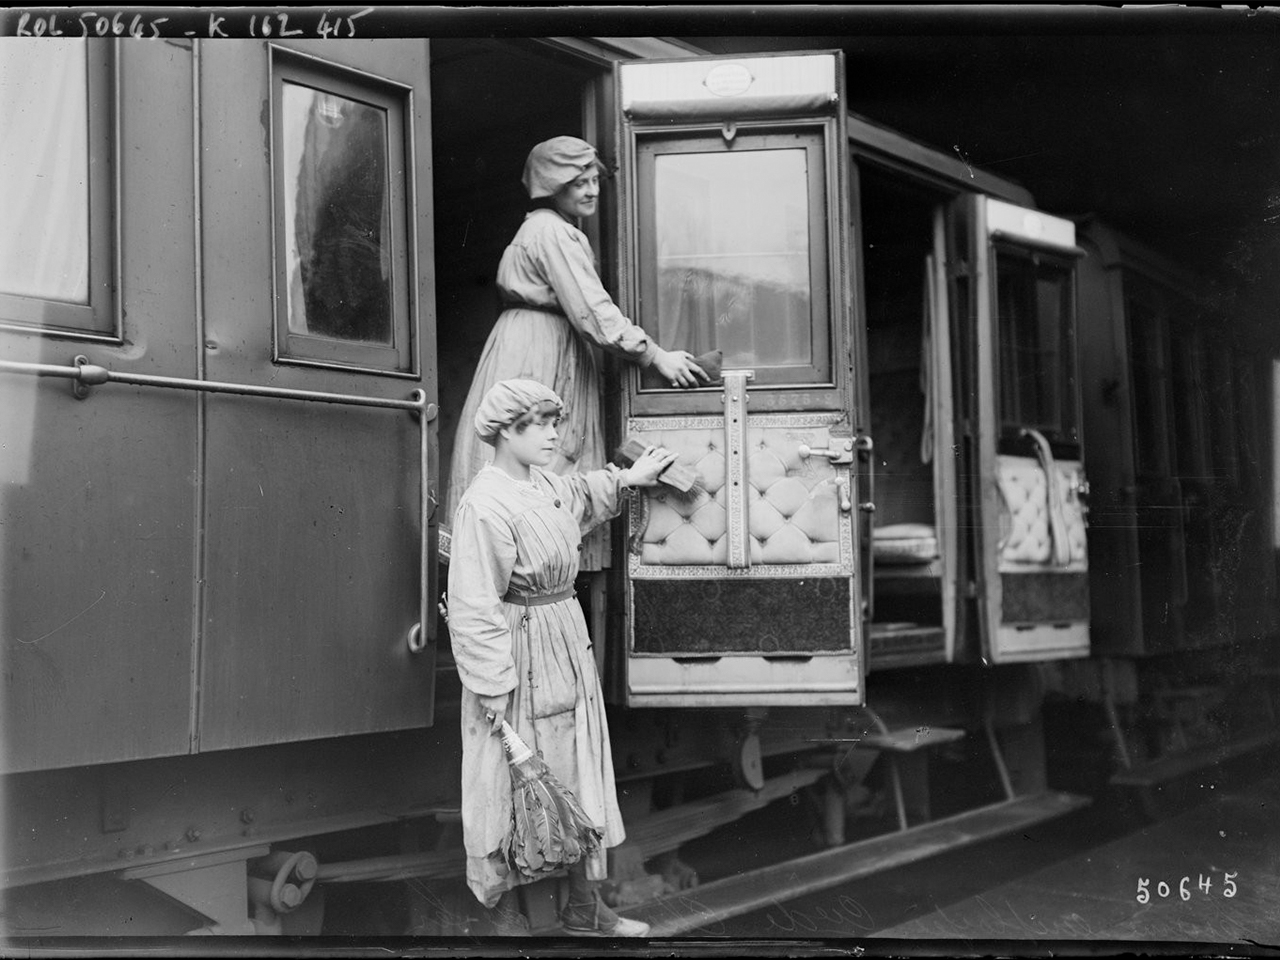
xmin=0 ymin=355 xmax=438 ymax=655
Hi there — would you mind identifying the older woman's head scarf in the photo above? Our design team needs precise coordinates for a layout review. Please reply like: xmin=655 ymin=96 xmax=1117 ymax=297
xmin=474 ymin=379 xmax=564 ymax=445
xmin=522 ymin=136 xmax=600 ymax=200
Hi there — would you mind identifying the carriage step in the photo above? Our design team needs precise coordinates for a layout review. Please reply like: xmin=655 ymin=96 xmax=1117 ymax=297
xmin=858 ymin=725 xmax=965 ymax=752
xmin=622 ymin=767 xmax=828 ymax=858
xmin=609 ymin=790 xmax=1090 ymax=938
xmin=1110 ymin=728 xmax=1280 ymax=789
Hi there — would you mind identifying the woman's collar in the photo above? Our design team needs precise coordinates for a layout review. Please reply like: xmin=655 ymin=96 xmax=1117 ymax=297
xmin=528 ymin=207 xmax=575 ymax=226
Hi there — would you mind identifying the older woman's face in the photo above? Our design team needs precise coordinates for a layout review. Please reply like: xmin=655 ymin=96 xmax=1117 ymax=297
xmin=554 ymin=170 xmax=600 ymax=220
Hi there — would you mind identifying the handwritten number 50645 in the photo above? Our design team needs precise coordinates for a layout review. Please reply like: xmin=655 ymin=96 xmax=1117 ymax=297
xmin=1137 ymin=872 xmax=1238 ymax=903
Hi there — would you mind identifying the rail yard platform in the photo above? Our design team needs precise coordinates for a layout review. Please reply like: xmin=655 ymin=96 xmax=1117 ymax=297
xmin=873 ymin=771 xmax=1280 ymax=946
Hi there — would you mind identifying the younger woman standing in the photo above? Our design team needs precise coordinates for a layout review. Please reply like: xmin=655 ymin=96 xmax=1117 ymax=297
xmin=447 ymin=378 xmax=675 ymax=936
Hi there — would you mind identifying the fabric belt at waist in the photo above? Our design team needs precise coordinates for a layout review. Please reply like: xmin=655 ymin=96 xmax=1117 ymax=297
xmin=502 ymin=587 xmax=576 ymax=607
xmin=502 ymin=300 xmax=566 ymax=318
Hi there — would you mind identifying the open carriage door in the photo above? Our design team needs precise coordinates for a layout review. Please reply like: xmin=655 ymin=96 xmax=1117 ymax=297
xmin=969 ymin=196 xmax=1090 ymax=663
xmin=615 ymin=52 xmax=864 ymax=706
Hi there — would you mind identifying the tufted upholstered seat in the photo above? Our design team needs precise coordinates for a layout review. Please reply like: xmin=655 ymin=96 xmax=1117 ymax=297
xmin=996 ymin=454 xmax=1088 ymax=569
xmin=873 ymin=522 xmax=939 ymax=565
xmin=631 ymin=423 xmax=843 ymax=567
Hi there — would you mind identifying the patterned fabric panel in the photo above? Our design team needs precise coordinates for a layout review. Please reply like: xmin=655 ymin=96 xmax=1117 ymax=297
xmin=636 ymin=425 xmax=841 ymax=566
xmin=632 ymin=578 xmax=851 ymax=654
xmin=1001 ymin=572 xmax=1090 ymax=624
xmin=995 ymin=455 xmax=1088 ymax=570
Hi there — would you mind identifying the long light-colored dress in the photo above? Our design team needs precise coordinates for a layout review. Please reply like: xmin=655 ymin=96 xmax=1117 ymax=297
xmin=448 ymin=462 xmax=630 ymax=907
xmin=445 ymin=208 xmax=657 ymax=569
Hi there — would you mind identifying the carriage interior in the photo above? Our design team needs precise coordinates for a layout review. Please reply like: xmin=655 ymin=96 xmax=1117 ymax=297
xmin=858 ymin=164 xmax=951 ymax=666
xmin=430 ymin=39 xmax=591 ymax=514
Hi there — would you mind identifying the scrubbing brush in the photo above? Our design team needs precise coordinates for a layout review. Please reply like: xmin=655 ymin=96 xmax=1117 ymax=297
xmin=614 ymin=436 xmax=706 ymax=500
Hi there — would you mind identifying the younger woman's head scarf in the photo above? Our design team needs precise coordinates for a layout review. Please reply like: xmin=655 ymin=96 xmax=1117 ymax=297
xmin=474 ymin=379 xmax=564 ymax=445
xmin=522 ymin=136 xmax=600 ymax=199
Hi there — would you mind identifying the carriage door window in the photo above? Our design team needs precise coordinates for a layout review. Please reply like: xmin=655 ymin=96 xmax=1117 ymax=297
xmin=272 ymin=53 xmax=413 ymax=373
xmin=1126 ymin=292 xmax=1173 ymax=478
xmin=637 ymin=134 xmax=830 ymax=388
xmin=995 ymin=247 xmax=1078 ymax=451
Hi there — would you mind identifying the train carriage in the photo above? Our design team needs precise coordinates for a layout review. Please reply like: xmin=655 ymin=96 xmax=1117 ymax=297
xmin=1 ymin=32 xmax=1276 ymax=938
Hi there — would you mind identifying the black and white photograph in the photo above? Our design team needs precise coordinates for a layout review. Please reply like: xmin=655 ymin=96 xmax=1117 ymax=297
xmin=2 ymin=4 xmax=1279 ymax=955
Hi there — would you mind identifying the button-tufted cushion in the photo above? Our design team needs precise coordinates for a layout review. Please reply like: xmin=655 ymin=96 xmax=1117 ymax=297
xmin=633 ymin=423 xmax=843 ymax=566
xmin=873 ymin=522 xmax=939 ymax=565
xmin=996 ymin=455 xmax=1088 ymax=570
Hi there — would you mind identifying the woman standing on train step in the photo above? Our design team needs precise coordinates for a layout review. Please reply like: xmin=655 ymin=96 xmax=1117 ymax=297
xmin=448 ymin=378 xmax=675 ymax=936
xmin=444 ymin=136 xmax=708 ymax=566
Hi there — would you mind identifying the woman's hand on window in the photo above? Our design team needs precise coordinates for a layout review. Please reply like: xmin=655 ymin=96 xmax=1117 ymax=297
xmin=651 ymin=348 xmax=709 ymax=389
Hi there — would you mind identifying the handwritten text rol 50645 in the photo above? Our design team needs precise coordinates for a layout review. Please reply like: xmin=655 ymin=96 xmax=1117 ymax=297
xmin=1136 ymin=872 xmax=1238 ymax=903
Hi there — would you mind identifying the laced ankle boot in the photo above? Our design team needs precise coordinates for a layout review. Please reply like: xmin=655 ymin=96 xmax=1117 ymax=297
xmin=560 ymin=863 xmax=650 ymax=938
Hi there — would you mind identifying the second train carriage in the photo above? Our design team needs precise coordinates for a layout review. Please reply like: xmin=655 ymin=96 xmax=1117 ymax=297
xmin=1061 ymin=219 xmax=1280 ymax=804
xmin=1 ymin=33 xmax=1277 ymax=937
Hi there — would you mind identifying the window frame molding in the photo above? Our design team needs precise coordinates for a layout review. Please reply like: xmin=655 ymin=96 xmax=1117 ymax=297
xmin=0 ymin=40 xmax=120 ymax=343
xmin=267 ymin=45 xmax=418 ymax=378
xmin=992 ymin=240 xmax=1082 ymax=456
xmin=633 ymin=124 xmax=834 ymax=393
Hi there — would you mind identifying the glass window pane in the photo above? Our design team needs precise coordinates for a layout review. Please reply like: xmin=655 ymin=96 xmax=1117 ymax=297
xmin=281 ymin=82 xmax=392 ymax=344
xmin=653 ymin=149 xmax=812 ymax=369
xmin=1208 ymin=346 xmax=1239 ymax=483
xmin=1127 ymin=297 xmax=1169 ymax=476
xmin=996 ymin=251 xmax=1075 ymax=439
xmin=1171 ymin=333 xmax=1209 ymax=479
xmin=1273 ymin=361 xmax=1280 ymax=548
xmin=0 ymin=40 xmax=89 ymax=303
xmin=1234 ymin=356 xmax=1260 ymax=486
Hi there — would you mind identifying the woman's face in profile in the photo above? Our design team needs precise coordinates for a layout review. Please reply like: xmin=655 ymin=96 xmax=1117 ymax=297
xmin=554 ymin=170 xmax=600 ymax=220
xmin=501 ymin=412 xmax=560 ymax=468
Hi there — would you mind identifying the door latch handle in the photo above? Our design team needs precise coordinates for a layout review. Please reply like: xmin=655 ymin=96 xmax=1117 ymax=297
xmin=835 ymin=477 xmax=853 ymax=513
xmin=798 ymin=440 xmax=855 ymax=465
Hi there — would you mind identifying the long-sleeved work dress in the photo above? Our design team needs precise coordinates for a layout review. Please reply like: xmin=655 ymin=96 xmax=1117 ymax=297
xmin=445 ymin=208 xmax=657 ymax=569
xmin=448 ymin=462 xmax=629 ymax=907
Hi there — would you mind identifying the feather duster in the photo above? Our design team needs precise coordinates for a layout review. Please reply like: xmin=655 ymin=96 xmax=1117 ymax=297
xmin=493 ymin=719 xmax=602 ymax=880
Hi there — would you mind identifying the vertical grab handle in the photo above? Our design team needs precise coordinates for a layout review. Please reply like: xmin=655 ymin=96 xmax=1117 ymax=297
xmin=855 ymin=434 xmax=876 ymax=623
xmin=407 ymin=391 xmax=437 ymax=654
